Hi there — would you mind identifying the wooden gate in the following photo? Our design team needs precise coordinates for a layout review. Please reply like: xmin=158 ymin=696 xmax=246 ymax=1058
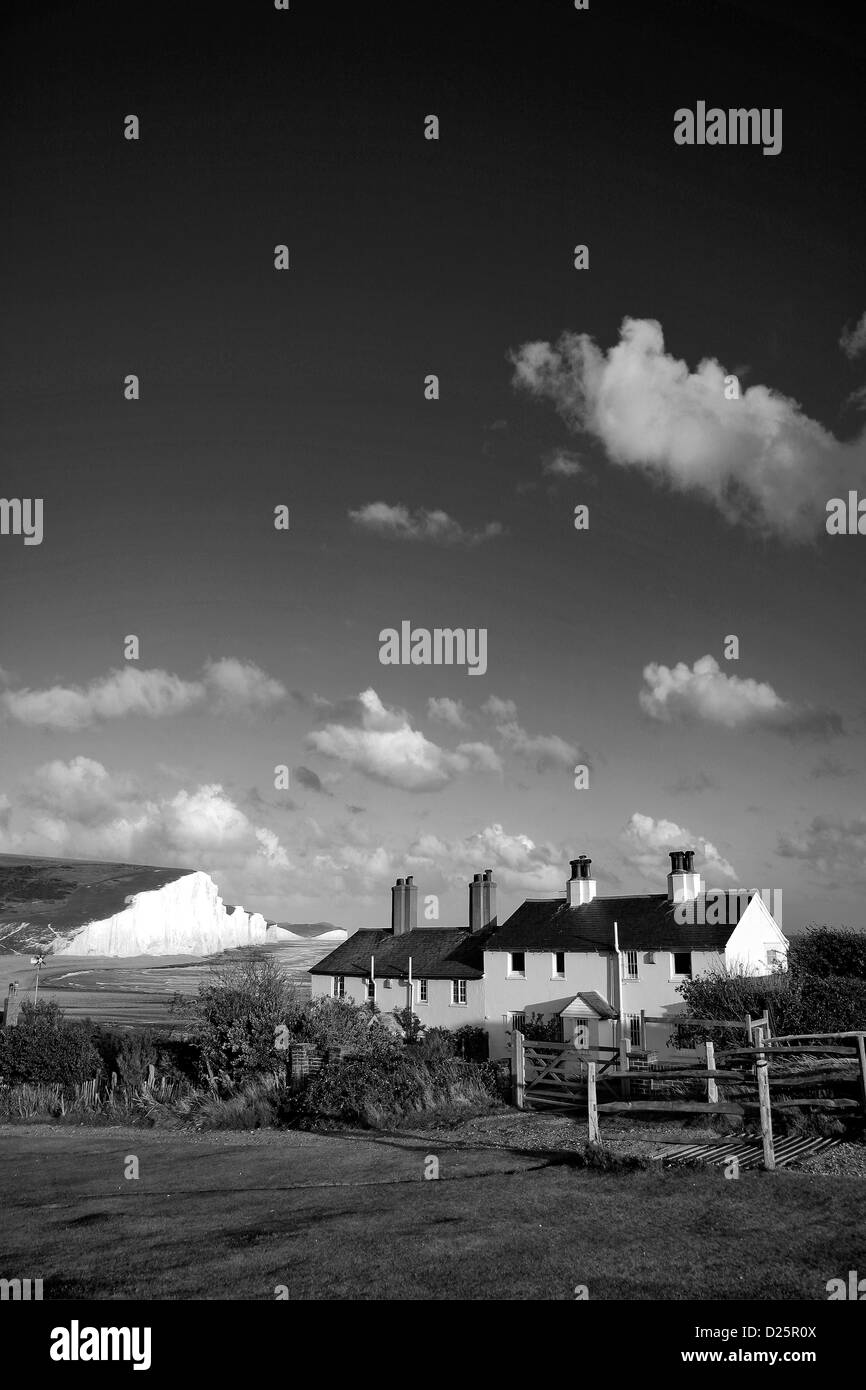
xmin=513 ymin=1033 xmax=617 ymax=1111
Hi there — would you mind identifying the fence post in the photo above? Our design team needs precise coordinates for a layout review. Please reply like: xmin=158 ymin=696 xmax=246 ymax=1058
xmin=856 ymin=1033 xmax=866 ymax=1116
xmin=1 ymin=982 xmax=20 ymax=1030
xmin=619 ymin=1036 xmax=630 ymax=1101
xmin=513 ymin=1029 xmax=525 ymax=1110
xmin=755 ymin=1023 xmax=775 ymax=1172
xmin=587 ymin=1061 xmax=599 ymax=1144
xmin=705 ymin=1040 xmax=718 ymax=1104
xmin=745 ymin=1012 xmax=752 ymax=1042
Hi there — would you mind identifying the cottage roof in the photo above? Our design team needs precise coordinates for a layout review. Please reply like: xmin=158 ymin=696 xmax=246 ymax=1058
xmin=310 ymin=924 xmax=495 ymax=980
xmin=484 ymin=894 xmax=742 ymax=953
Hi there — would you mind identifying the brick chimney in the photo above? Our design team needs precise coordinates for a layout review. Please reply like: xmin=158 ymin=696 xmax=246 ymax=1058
xmin=667 ymin=849 xmax=702 ymax=903
xmin=469 ymin=868 xmax=497 ymax=932
xmin=566 ymin=855 xmax=597 ymax=907
xmin=391 ymin=875 xmax=418 ymax=934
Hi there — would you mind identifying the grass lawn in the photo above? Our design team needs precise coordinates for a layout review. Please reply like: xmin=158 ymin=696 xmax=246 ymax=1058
xmin=1 ymin=1124 xmax=863 ymax=1299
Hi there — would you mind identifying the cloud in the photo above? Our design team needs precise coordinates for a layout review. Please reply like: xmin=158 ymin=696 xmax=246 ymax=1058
xmin=840 ymin=311 xmax=866 ymax=360
xmin=0 ymin=660 xmax=286 ymax=730
xmin=348 ymin=502 xmax=503 ymax=546
xmin=639 ymin=655 xmax=842 ymax=739
xmin=204 ymin=658 xmax=286 ymax=714
xmin=542 ymin=449 xmax=582 ymax=478
xmin=306 ymin=688 xmax=501 ymax=791
xmin=511 ymin=317 xmax=866 ymax=542
xmin=809 ymin=755 xmax=856 ymax=780
xmin=624 ymin=812 xmax=737 ymax=882
xmin=409 ymin=823 xmax=566 ymax=894
xmin=777 ymin=815 xmax=866 ymax=884
xmin=666 ymin=770 xmax=718 ymax=794
xmin=293 ymin=766 xmax=332 ymax=796
xmin=0 ymin=759 xmax=293 ymax=886
xmin=427 ymin=696 xmax=470 ymax=730
xmin=483 ymin=695 xmax=583 ymax=772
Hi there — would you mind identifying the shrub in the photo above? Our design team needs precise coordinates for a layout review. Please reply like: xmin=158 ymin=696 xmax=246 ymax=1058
xmin=392 ymin=1006 xmax=425 ymax=1043
xmin=416 ymin=1027 xmax=455 ymax=1061
xmin=452 ymin=1025 xmax=489 ymax=1061
xmin=522 ymin=1013 xmax=561 ymax=1044
xmin=188 ymin=954 xmax=300 ymax=1083
xmin=297 ymin=1053 xmax=498 ymax=1128
xmin=0 ymin=1001 xmax=103 ymax=1086
xmin=675 ymin=958 xmax=866 ymax=1043
xmin=291 ymin=996 xmax=402 ymax=1056
xmin=789 ymin=926 xmax=866 ymax=980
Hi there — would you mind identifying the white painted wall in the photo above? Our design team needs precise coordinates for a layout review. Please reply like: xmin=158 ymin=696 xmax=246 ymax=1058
xmin=310 ymin=970 xmax=485 ymax=1031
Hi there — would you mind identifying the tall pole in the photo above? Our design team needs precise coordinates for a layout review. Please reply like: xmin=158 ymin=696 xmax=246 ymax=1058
xmin=408 ymin=955 xmax=413 ymax=1013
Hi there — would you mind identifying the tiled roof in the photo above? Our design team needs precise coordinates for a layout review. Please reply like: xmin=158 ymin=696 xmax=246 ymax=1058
xmin=310 ymin=924 xmax=495 ymax=980
xmin=484 ymin=894 xmax=740 ymax=953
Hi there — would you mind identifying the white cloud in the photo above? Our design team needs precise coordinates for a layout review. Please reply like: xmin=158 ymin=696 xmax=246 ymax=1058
xmin=0 ymin=659 xmax=285 ymax=730
xmin=840 ymin=311 xmax=866 ymax=360
xmin=204 ymin=658 xmax=286 ymax=714
xmin=307 ymin=688 xmax=500 ymax=791
xmin=348 ymin=501 xmax=503 ymax=546
xmin=409 ymin=823 xmax=566 ymax=894
xmin=0 ymin=760 xmax=294 ymax=891
xmin=511 ymin=317 xmax=866 ymax=542
xmin=542 ymin=449 xmax=582 ymax=478
xmin=483 ymin=695 xmax=582 ymax=772
xmin=427 ymin=696 xmax=470 ymax=730
xmin=624 ymin=812 xmax=737 ymax=883
xmin=639 ymin=654 xmax=841 ymax=738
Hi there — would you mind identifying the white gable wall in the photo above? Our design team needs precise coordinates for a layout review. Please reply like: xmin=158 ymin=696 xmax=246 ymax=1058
xmin=724 ymin=895 xmax=789 ymax=974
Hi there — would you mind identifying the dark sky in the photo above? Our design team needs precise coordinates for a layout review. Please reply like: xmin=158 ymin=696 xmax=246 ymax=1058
xmin=1 ymin=0 xmax=865 ymax=933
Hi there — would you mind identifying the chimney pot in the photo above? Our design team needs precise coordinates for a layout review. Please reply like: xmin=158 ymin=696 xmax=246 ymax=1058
xmin=682 ymin=850 xmax=695 ymax=873
xmin=669 ymin=851 xmax=684 ymax=874
xmin=469 ymin=869 xmax=497 ymax=931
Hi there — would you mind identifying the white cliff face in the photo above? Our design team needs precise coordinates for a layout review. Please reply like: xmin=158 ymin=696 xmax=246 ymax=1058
xmin=51 ymin=871 xmax=271 ymax=956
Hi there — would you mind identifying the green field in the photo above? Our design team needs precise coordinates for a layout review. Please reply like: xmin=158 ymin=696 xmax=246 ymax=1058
xmin=0 ymin=943 xmax=324 ymax=1031
xmin=1 ymin=1125 xmax=863 ymax=1300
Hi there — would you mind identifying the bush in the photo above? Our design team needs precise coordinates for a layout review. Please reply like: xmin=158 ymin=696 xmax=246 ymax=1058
xmin=0 ymin=1001 xmax=103 ymax=1086
xmin=789 ymin=926 xmax=866 ymax=980
xmin=291 ymin=996 xmax=402 ymax=1056
xmin=522 ymin=1013 xmax=561 ymax=1044
xmin=392 ymin=1006 xmax=425 ymax=1043
xmin=188 ymin=954 xmax=300 ymax=1083
xmin=675 ymin=958 xmax=866 ymax=1043
xmin=297 ymin=1053 xmax=498 ymax=1128
xmin=415 ymin=1027 xmax=455 ymax=1061
xmin=452 ymin=1025 xmax=489 ymax=1061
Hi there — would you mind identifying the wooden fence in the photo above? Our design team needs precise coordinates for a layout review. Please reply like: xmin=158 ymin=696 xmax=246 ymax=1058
xmin=511 ymin=1022 xmax=866 ymax=1171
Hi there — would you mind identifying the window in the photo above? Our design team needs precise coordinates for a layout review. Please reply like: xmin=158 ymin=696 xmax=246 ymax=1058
xmin=507 ymin=951 xmax=526 ymax=977
xmin=672 ymin=952 xmax=692 ymax=978
xmin=451 ymin=978 xmax=467 ymax=1005
xmin=511 ymin=1013 xmax=526 ymax=1033
xmin=625 ymin=949 xmax=639 ymax=979
xmin=553 ymin=951 xmax=566 ymax=978
xmin=332 ymin=975 xmax=345 ymax=998
xmin=365 ymin=978 xmax=376 ymax=1002
xmin=417 ymin=978 xmax=428 ymax=1004
xmin=626 ymin=1013 xmax=642 ymax=1047
xmin=383 ymin=978 xmax=391 ymax=989
xmin=766 ymin=949 xmax=781 ymax=965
